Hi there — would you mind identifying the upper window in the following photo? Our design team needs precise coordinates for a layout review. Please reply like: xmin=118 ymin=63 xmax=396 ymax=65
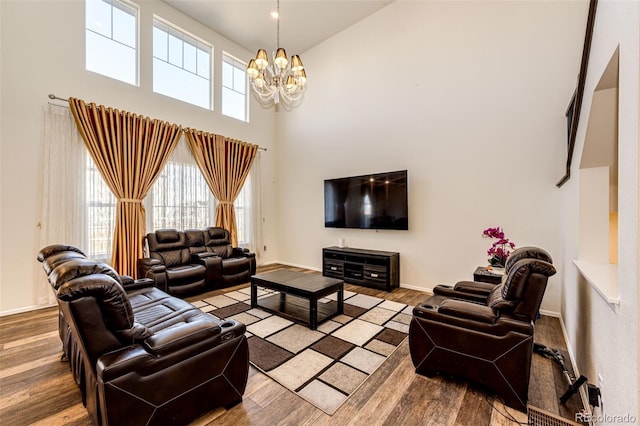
xmin=153 ymin=18 xmax=212 ymax=109
xmin=85 ymin=0 xmax=138 ymax=85
xmin=222 ymin=53 xmax=248 ymax=121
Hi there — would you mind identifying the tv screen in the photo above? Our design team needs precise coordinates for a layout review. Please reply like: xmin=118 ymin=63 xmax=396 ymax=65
xmin=324 ymin=170 xmax=408 ymax=230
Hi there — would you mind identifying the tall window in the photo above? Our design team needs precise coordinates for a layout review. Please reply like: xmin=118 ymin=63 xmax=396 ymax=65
xmin=153 ymin=18 xmax=211 ymax=109
xmin=85 ymin=0 xmax=138 ymax=85
xmin=86 ymin=157 xmax=116 ymax=261
xmin=146 ymin=140 xmax=215 ymax=231
xmin=234 ymin=177 xmax=251 ymax=246
xmin=83 ymin=141 xmax=256 ymax=261
xmin=222 ymin=52 xmax=248 ymax=121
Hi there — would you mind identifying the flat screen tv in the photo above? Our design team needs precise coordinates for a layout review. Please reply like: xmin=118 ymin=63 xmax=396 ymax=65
xmin=324 ymin=170 xmax=408 ymax=230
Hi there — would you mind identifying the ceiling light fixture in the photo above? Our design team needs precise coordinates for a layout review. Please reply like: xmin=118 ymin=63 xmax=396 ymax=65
xmin=247 ymin=0 xmax=307 ymax=107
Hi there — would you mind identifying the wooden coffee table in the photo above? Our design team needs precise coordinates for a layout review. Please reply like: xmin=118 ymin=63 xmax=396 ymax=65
xmin=250 ymin=270 xmax=344 ymax=330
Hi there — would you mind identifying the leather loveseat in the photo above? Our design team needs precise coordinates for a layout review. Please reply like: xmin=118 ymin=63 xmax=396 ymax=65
xmin=38 ymin=244 xmax=249 ymax=426
xmin=409 ymin=247 xmax=556 ymax=412
xmin=137 ymin=227 xmax=256 ymax=297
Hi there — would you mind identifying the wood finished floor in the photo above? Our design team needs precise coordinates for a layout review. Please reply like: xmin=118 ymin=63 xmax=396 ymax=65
xmin=0 ymin=264 xmax=582 ymax=425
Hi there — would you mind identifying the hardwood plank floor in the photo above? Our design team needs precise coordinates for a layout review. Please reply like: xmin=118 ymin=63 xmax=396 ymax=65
xmin=0 ymin=264 xmax=582 ymax=425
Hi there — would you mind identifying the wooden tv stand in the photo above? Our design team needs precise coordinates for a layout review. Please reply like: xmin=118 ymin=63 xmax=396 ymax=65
xmin=322 ymin=246 xmax=399 ymax=292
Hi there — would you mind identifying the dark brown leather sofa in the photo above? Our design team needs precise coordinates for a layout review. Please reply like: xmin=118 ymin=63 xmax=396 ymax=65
xmin=409 ymin=247 xmax=556 ymax=412
xmin=137 ymin=227 xmax=256 ymax=296
xmin=38 ymin=244 xmax=249 ymax=426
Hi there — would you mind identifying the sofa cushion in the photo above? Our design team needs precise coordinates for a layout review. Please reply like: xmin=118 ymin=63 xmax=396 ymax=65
xmin=166 ymin=264 xmax=207 ymax=283
xmin=487 ymin=284 xmax=516 ymax=313
xmin=209 ymin=244 xmax=232 ymax=258
xmin=156 ymin=249 xmax=189 ymax=267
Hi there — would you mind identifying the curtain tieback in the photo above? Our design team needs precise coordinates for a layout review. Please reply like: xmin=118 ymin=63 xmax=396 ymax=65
xmin=218 ymin=201 xmax=234 ymax=205
xmin=119 ymin=198 xmax=143 ymax=204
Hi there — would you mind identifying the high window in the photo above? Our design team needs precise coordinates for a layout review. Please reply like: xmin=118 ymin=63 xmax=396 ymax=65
xmin=85 ymin=0 xmax=138 ymax=85
xmin=222 ymin=52 xmax=248 ymax=121
xmin=153 ymin=18 xmax=212 ymax=109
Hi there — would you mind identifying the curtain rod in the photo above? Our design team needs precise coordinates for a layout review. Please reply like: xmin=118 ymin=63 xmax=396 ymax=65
xmin=47 ymin=94 xmax=267 ymax=152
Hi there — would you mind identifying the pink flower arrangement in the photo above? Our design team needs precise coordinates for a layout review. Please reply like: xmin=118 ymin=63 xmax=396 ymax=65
xmin=482 ymin=226 xmax=515 ymax=267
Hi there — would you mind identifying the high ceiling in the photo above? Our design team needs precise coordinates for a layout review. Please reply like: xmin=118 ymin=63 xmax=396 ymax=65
xmin=164 ymin=0 xmax=394 ymax=55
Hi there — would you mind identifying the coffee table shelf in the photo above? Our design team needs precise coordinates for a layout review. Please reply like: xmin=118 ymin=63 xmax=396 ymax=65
xmin=256 ymin=293 xmax=340 ymax=329
xmin=251 ymin=270 xmax=344 ymax=330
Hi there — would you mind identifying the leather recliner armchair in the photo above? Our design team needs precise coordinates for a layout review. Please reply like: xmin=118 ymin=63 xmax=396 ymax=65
xmin=409 ymin=253 xmax=556 ymax=412
xmin=38 ymin=244 xmax=249 ymax=426
xmin=204 ymin=226 xmax=256 ymax=287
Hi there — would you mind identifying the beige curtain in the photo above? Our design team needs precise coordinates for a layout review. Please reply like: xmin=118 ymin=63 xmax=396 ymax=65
xmin=69 ymin=98 xmax=182 ymax=277
xmin=185 ymin=129 xmax=258 ymax=246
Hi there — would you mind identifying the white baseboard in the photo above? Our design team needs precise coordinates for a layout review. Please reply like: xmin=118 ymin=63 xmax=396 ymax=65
xmin=558 ymin=315 xmax=593 ymax=424
xmin=264 ymin=260 xmax=322 ymax=272
xmin=539 ymin=308 xmax=561 ymax=318
xmin=0 ymin=302 xmax=56 ymax=317
xmin=399 ymin=283 xmax=432 ymax=294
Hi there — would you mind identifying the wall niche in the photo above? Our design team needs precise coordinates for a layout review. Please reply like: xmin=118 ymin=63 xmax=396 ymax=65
xmin=575 ymin=47 xmax=620 ymax=306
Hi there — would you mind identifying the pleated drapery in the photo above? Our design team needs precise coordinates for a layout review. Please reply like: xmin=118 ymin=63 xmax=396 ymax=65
xmin=69 ymin=98 xmax=182 ymax=277
xmin=185 ymin=129 xmax=258 ymax=246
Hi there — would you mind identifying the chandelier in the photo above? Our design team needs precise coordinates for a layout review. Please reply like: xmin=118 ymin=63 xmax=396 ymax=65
xmin=247 ymin=0 xmax=307 ymax=107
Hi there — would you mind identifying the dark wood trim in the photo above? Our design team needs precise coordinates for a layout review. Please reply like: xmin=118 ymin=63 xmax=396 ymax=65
xmin=557 ymin=0 xmax=598 ymax=188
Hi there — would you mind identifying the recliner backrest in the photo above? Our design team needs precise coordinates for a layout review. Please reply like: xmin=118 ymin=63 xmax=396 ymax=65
xmin=48 ymin=258 xmax=144 ymax=362
xmin=205 ymin=227 xmax=233 ymax=258
xmin=49 ymin=258 xmax=122 ymax=290
xmin=487 ymin=258 xmax=556 ymax=322
xmin=38 ymin=244 xmax=88 ymax=276
xmin=504 ymin=246 xmax=553 ymax=274
xmin=147 ymin=229 xmax=191 ymax=267
xmin=185 ymin=229 xmax=207 ymax=255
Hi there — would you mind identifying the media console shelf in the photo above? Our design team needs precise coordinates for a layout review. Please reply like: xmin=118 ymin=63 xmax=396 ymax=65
xmin=322 ymin=246 xmax=399 ymax=292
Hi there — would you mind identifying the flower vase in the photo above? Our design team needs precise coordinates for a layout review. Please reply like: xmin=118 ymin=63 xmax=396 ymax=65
xmin=489 ymin=255 xmax=506 ymax=269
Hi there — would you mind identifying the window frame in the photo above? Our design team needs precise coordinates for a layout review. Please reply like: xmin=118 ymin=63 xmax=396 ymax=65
xmin=85 ymin=0 xmax=139 ymax=85
xmin=152 ymin=16 xmax=213 ymax=110
xmin=221 ymin=51 xmax=249 ymax=122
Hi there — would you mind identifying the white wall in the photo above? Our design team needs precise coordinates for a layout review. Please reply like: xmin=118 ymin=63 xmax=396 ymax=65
xmin=275 ymin=0 xmax=588 ymax=314
xmin=560 ymin=0 xmax=639 ymax=421
xmin=0 ymin=0 xmax=278 ymax=313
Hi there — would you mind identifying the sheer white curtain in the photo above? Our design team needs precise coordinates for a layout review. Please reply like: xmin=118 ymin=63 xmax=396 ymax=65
xmin=237 ymin=151 xmax=264 ymax=264
xmin=37 ymin=104 xmax=89 ymax=305
xmin=144 ymin=137 xmax=215 ymax=233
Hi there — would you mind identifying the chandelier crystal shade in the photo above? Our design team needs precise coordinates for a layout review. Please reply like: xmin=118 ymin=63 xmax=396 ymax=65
xmin=247 ymin=0 xmax=307 ymax=107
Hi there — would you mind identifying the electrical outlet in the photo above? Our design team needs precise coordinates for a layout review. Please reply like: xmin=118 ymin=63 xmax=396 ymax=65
xmin=598 ymin=373 xmax=604 ymax=389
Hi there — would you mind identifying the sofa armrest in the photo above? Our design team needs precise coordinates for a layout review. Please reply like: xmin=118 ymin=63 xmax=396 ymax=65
xmin=437 ymin=299 xmax=497 ymax=323
xmin=143 ymin=320 xmax=222 ymax=356
xmin=232 ymin=247 xmax=254 ymax=258
xmin=232 ymin=248 xmax=256 ymax=275
xmin=191 ymin=252 xmax=218 ymax=261
xmin=137 ymin=258 xmax=167 ymax=292
xmin=120 ymin=275 xmax=155 ymax=292
xmin=190 ymin=253 xmax=222 ymax=289
xmin=453 ymin=280 xmax=497 ymax=294
xmin=432 ymin=284 xmax=487 ymax=303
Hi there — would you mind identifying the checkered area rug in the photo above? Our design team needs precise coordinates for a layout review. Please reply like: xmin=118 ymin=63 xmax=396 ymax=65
xmin=192 ymin=287 xmax=413 ymax=415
